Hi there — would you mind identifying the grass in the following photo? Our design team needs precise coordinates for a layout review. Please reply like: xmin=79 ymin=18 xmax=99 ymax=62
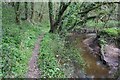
xmin=2 ymin=3 xmax=85 ymax=78
xmin=1 ymin=3 xmax=48 ymax=78
xmin=2 ymin=21 xmax=41 ymax=78
xmin=38 ymin=33 xmax=85 ymax=78
xmin=38 ymin=33 xmax=65 ymax=78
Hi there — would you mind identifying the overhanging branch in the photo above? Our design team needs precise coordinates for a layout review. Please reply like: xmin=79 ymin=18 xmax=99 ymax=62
xmin=53 ymin=2 xmax=71 ymax=27
xmin=78 ymin=3 xmax=107 ymax=14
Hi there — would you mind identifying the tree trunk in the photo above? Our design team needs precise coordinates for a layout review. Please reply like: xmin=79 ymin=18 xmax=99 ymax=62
xmin=15 ymin=2 xmax=20 ymax=24
xmin=24 ymin=2 xmax=28 ymax=20
xmin=48 ymin=2 xmax=55 ymax=33
xmin=58 ymin=21 xmax=63 ymax=33
xmin=38 ymin=3 xmax=44 ymax=22
xmin=30 ymin=2 xmax=34 ymax=20
xmin=53 ymin=2 xmax=71 ymax=29
xmin=48 ymin=2 xmax=71 ymax=33
xmin=118 ymin=2 xmax=120 ymax=27
xmin=11 ymin=2 xmax=15 ymax=7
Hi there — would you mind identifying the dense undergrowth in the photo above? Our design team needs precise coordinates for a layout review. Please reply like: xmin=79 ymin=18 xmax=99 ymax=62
xmin=39 ymin=33 xmax=85 ymax=78
xmin=1 ymin=4 xmax=49 ymax=78
xmin=38 ymin=33 xmax=65 ymax=78
xmin=2 ymin=22 xmax=40 ymax=78
xmin=99 ymin=28 xmax=120 ymax=45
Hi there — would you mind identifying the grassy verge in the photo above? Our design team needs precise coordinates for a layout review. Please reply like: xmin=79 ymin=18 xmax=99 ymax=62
xmin=38 ymin=33 xmax=85 ymax=78
xmin=38 ymin=33 xmax=64 ymax=78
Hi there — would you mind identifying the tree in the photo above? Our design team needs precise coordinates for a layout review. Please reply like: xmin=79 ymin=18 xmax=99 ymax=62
xmin=54 ymin=2 xmax=71 ymax=32
xmin=48 ymin=1 xmax=71 ymax=33
xmin=66 ymin=2 xmax=115 ymax=32
xmin=48 ymin=2 xmax=55 ymax=33
xmin=15 ymin=2 xmax=20 ymax=24
xmin=118 ymin=2 xmax=120 ymax=27
xmin=30 ymin=2 xmax=34 ymax=20
xmin=10 ymin=2 xmax=15 ymax=7
xmin=24 ymin=2 xmax=28 ymax=20
xmin=38 ymin=3 xmax=45 ymax=22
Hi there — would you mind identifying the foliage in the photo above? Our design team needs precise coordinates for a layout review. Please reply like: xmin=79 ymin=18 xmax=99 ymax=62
xmin=99 ymin=38 xmax=107 ymax=45
xmin=62 ymin=3 xmax=82 ymax=31
xmin=39 ymin=33 xmax=85 ymax=78
xmin=38 ymin=33 xmax=64 ymax=78
xmin=1 ymin=4 xmax=43 ymax=78
xmin=86 ymin=20 xmax=119 ymax=29
xmin=2 ymin=23 xmax=42 ymax=78
xmin=62 ymin=45 xmax=86 ymax=70
xmin=2 ymin=2 xmax=120 ymax=78
xmin=86 ymin=20 xmax=104 ymax=28
xmin=103 ymin=28 xmax=119 ymax=37
xmin=98 ymin=28 xmax=120 ymax=47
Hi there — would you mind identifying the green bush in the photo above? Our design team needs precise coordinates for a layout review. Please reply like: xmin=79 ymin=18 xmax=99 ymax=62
xmin=103 ymin=28 xmax=119 ymax=37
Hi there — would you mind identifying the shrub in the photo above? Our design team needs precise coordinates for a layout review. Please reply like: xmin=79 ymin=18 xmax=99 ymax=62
xmin=103 ymin=28 xmax=119 ymax=37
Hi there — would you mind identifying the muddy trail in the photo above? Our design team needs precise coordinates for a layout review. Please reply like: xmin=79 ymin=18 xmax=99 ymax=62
xmin=26 ymin=34 xmax=44 ymax=78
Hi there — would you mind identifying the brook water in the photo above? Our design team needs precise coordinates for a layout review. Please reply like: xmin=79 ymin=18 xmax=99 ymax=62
xmin=67 ymin=33 xmax=109 ymax=78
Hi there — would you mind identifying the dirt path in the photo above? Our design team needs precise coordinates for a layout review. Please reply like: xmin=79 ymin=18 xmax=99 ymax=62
xmin=26 ymin=34 xmax=44 ymax=78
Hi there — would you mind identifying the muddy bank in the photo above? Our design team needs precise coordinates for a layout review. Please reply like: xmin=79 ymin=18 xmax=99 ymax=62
xmin=83 ymin=33 xmax=120 ymax=77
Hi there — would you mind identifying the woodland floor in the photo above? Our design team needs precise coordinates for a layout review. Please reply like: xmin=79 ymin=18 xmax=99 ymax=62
xmin=26 ymin=34 xmax=44 ymax=78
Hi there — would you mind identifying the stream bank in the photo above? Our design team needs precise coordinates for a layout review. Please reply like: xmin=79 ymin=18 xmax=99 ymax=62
xmin=64 ymin=32 xmax=120 ymax=79
xmin=82 ymin=33 xmax=120 ymax=78
xmin=67 ymin=33 xmax=110 ymax=78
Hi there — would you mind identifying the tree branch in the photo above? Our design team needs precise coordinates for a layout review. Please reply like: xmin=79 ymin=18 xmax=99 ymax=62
xmin=53 ymin=2 xmax=71 ymax=27
xmin=78 ymin=3 xmax=107 ymax=14
xmin=67 ymin=15 xmax=99 ymax=31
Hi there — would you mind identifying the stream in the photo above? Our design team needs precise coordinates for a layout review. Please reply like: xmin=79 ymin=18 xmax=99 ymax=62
xmin=67 ymin=33 xmax=110 ymax=78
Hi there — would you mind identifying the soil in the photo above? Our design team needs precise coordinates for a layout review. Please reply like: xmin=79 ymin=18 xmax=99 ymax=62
xmin=26 ymin=34 xmax=44 ymax=78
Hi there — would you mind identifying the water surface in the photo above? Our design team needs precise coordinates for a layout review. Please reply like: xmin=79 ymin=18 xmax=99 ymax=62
xmin=69 ymin=33 xmax=109 ymax=78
